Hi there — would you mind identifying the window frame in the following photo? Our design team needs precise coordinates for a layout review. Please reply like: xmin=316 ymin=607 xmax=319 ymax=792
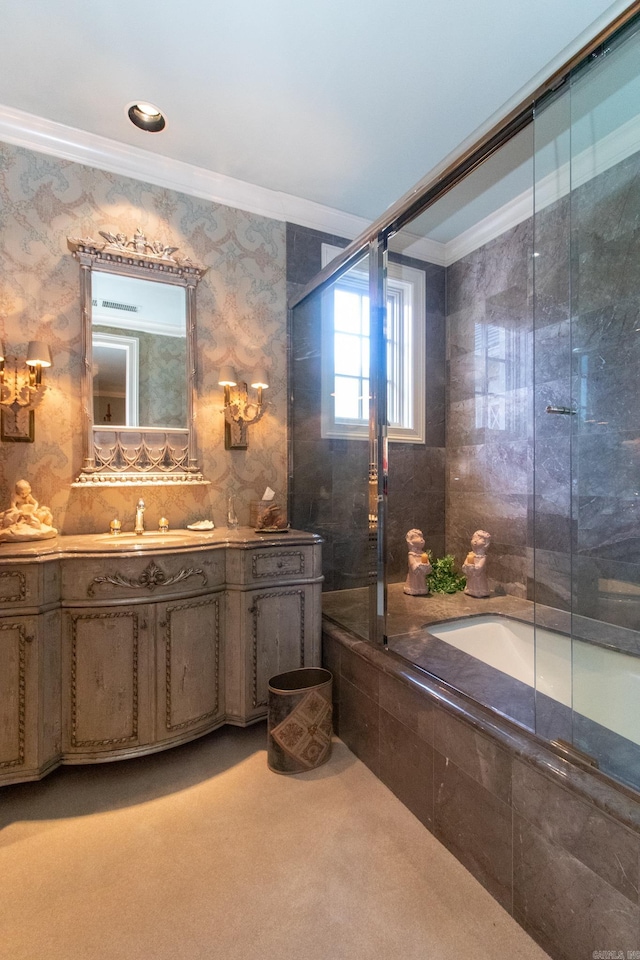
xmin=320 ymin=244 xmax=426 ymax=443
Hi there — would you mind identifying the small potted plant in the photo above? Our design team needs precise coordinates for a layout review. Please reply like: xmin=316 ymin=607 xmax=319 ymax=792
xmin=426 ymin=552 xmax=467 ymax=594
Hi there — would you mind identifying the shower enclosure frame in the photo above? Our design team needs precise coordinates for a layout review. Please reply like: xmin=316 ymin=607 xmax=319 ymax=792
xmin=289 ymin=1 xmax=640 ymax=650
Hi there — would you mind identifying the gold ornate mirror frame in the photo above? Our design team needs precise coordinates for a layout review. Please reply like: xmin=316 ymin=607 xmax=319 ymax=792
xmin=68 ymin=230 xmax=209 ymax=486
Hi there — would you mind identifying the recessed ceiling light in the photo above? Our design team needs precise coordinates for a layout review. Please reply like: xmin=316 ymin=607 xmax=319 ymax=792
xmin=127 ymin=101 xmax=166 ymax=133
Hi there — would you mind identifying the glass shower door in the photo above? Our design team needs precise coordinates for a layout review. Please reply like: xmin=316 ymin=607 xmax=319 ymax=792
xmin=568 ymin=21 xmax=640 ymax=790
xmin=290 ymin=251 xmax=375 ymax=639
xmin=534 ymin=17 xmax=640 ymax=790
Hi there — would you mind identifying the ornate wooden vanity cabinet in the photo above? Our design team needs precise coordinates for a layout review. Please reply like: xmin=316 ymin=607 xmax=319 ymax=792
xmin=0 ymin=529 xmax=322 ymax=785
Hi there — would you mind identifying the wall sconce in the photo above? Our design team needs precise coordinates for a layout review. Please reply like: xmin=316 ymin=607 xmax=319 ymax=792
xmin=0 ymin=341 xmax=52 ymax=442
xmin=218 ymin=365 xmax=269 ymax=449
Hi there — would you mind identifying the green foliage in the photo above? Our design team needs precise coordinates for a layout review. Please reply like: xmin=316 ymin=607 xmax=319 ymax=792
xmin=426 ymin=552 xmax=466 ymax=594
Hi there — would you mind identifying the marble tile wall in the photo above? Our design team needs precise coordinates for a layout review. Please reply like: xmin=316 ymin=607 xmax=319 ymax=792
xmin=324 ymin=621 xmax=640 ymax=960
xmin=0 ymin=142 xmax=288 ymax=533
xmin=446 ymin=148 xmax=640 ymax=626
xmin=387 ymin=259 xmax=446 ymax=581
xmin=289 ymin=151 xmax=640 ymax=615
xmin=288 ymin=224 xmax=371 ymax=592
xmin=570 ymin=151 xmax=640 ymax=633
xmin=288 ymin=224 xmax=446 ymax=590
xmin=445 ymin=218 xmax=534 ymax=599
xmin=530 ymin=152 xmax=640 ymax=632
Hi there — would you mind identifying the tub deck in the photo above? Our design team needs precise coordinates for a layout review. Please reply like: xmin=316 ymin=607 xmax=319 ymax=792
xmin=322 ymin=583 xmax=640 ymax=793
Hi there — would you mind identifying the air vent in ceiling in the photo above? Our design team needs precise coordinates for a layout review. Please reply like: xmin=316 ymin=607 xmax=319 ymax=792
xmin=92 ymin=298 xmax=139 ymax=313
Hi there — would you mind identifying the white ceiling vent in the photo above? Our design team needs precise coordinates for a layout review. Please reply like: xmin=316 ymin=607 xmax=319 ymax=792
xmin=92 ymin=298 xmax=140 ymax=313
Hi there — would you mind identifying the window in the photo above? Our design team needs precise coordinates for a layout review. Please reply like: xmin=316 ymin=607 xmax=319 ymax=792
xmin=321 ymin=244 xmax=426 ymax=442
xmin=92 ymin=333 xmax=139 ymax=426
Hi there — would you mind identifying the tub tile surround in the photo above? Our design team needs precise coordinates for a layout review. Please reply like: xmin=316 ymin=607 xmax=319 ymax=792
xmin=512 ymin=759 xmax=639 ymax=902
xmin=448 ymin=154 xmax=640 ymax=623
xmin=288 ymin=223 xmax=447 ymax=589
xmin=287 ymin=156 xmax=640 ymax=629
xmin=434 ymin=749 xmax=514 ymax=910
xmin=323 ymin=621 xmax=640 ymax=960
xmin=324 ymin=583 xmax=640 ymax=791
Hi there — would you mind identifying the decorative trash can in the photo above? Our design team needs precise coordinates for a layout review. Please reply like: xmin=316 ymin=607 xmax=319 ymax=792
xmin=267 ymin=667 xmax=333 ymax=774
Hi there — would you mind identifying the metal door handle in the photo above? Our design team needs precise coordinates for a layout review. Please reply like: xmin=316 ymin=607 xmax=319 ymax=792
xmin=545 ymin=405 xmax=575 ymax=415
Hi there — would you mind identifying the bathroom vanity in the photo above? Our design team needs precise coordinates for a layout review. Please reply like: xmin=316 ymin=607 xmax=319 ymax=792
xmin=0 ymin=528 xmax=322 ymax=785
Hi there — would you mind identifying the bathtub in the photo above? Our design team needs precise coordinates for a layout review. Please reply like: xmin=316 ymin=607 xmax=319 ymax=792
xmin=427 ymin=615 xmax=640 ymax=747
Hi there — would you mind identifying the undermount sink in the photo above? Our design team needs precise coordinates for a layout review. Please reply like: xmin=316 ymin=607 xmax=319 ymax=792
xmin=92 ymin=531 xmax=193 ymax=546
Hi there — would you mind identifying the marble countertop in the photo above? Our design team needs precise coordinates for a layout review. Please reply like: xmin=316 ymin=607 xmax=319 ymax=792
xmin=0 ymin=526 xmax=322 ymax=559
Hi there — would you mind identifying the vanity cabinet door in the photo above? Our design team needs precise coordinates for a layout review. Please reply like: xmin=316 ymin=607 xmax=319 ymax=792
xmin=242 ymin=584 xmax=321 ymax=722
xmin=155 ymin=593 xmax=224 ymax=743
xmin=62 ymin=605 xmax=153 ymax=759
xmin=0 ymin=616 xmax=40 ymax=778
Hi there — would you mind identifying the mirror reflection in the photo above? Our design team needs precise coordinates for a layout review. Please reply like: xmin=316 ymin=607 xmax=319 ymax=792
xmin=68 ymin=228 xmax=207 ymax=485
xmin=92 ymin=271 xmax=187 ymax=429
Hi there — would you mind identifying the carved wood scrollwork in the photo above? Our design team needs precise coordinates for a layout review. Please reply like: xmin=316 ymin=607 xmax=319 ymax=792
xmin=251 ymin=590 xmax=305 ymax=708
xmin=0 ymin=570 xmax=27 ymax=604
xmin=70 ymin=609 xmax=139 ymax=748
xmin=87 ymin=560 xmax=208 ymax=597
xmin=163 ymin=595 xmax=221 ymax=732
xmin=0 ymin=622 xmax=27 ymax=768
xmin=251 ymin=551 xmax=304 ymax=579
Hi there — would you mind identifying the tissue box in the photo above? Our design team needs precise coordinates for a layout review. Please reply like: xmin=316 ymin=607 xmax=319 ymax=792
xmin=250 ymin=500 xmax=286 ymax=530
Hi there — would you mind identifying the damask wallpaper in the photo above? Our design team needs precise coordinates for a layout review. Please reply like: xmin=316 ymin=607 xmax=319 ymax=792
xmin=0 ymin=143 xmax=287 ymax=534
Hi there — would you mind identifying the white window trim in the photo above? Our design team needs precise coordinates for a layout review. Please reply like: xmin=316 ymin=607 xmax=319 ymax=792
xmin=320 ymin=243 xmax=425 ymax=443
xmin=92 ymin=333 xmax=140 ymax=427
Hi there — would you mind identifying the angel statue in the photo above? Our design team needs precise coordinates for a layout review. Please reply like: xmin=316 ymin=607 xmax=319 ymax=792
xmin=0 ymin=480 xmax=57 ymax=543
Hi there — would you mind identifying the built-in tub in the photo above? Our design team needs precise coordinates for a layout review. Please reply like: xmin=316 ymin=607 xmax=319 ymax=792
xmin=427 ymin=615 xmax=640 ymax=747
xmin=389 ymin=613 xmax=640 ymax=791
xmin=322 ymin=615 xmax=640 ymax=958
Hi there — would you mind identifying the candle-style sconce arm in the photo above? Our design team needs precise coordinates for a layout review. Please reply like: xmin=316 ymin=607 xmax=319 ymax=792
xmin=0 ymin=342 xmax=52 ymax=442
xmin=218 ymin=366 xmax=269 ymax=450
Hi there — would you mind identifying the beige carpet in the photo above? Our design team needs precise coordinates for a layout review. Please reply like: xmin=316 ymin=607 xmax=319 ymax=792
xmin=0 ymin=724 xmax=549 ymax=960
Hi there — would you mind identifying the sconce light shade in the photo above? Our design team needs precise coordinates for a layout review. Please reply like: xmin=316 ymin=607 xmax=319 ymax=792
xmin=26 ymin=341 xmax=52 ymax=368
xmin=218 ymin=365 xmax=238 ymax=387
xmin=250 ymin=368 xmax=269 ymax=390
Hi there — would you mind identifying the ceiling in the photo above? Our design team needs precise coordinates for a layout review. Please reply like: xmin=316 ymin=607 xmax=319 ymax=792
xmin=0 ymin=0 xmax=632 ymax=230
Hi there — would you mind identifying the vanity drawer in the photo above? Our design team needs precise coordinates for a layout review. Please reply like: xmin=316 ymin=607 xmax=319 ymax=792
xmin=61 ymin=550 xmax=225 ymax=603
xmin=227 ymin=545 xmax=320 ymax=586
xmin=0 ymin=560 xmax=59 ymax=610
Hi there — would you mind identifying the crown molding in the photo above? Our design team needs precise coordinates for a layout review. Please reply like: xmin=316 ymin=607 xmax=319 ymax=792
xmin=444 ymin=191 xmax=533 ymax=265
xmin=3 ymin=101 xmax=639 ymax=271
xmin=445 ymin=113 xmax=640 ymax=265
xmin=388 ymin=232 xmax=447 ymax=266
xmin=0 ymin=103 xmax=372 ymax=240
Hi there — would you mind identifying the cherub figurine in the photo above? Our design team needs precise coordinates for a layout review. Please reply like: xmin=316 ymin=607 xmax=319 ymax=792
xmin=0 ymin=480 xmax=57 ymax=542
xmin=404 ymin=529 xmax=433 ymax=596
xmin=462 ymin=530 xmax=491 ymax=598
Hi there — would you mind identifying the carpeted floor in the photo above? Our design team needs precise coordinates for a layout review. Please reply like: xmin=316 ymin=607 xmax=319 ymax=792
xmin=0 ymin=724 xmax=549 ymax=960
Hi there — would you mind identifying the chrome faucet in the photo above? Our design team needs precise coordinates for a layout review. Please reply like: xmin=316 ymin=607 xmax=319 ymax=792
xmin=134 ymin=498 xmax=145 ymax=535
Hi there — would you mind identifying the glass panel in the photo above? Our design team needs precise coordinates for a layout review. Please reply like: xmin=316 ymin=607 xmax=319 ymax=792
xmin=290 ymin=253 xmax=372 ymax=633
xmin=294 ymin=7 xmax=640 ymax=799
xmin=568 ymin=21 xmax=640 ymax=791
xmin=532 ymin=81 xmax=572 ymax=748
xmin=334 ymin=376 xmax=361 ymax=419
xmin=334 ymin=334 xmax=364 ymax=375
xmin=382 ymin=125 xmax=533 ymax=663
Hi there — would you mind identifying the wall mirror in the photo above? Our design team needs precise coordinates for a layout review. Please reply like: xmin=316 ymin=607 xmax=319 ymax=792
xmin=68 ymin=230 xmax=208 ymax=485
